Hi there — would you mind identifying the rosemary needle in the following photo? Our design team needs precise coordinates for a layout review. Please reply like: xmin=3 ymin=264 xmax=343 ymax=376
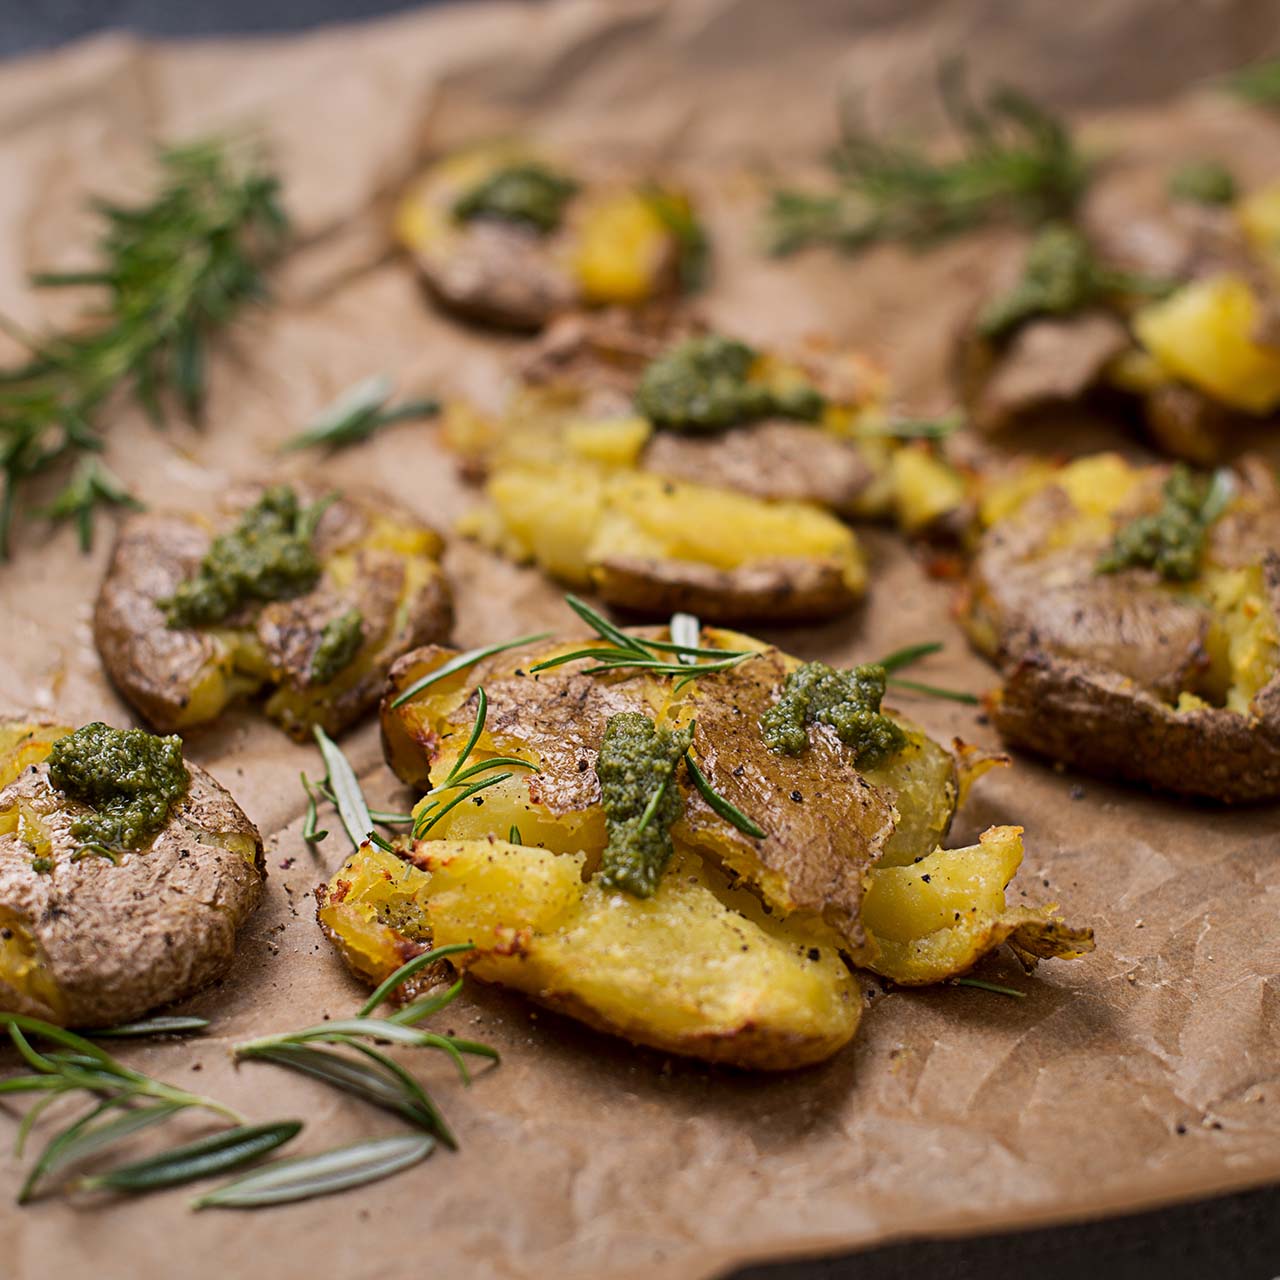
xmin=281 ymin=374 xmax=439 ymax=452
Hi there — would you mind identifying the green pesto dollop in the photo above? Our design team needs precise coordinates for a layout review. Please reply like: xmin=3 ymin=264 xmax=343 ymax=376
xmin=595 ymin=712 xmax=694 ymax=899
xmin=760 ymin=661 xmax=907 ymax=768
xmin=1097 ymin=464 xmax=1228 ymax=581
xmin=633 ymin=334 xmax=825 ymax=433
xmin=160 ymin=486 xmax=329 ymax=629
xmin=1168 ymin=160 xmax=1237 ymax=207
xmin=309 ymin=607 xmax=365 ymax=684
xmin=452 ymin=163 xmax=579 ymax=234
xmin=978 ymin=225 xmax=1106 ymax=341
xmin=47 ymin=722 xmax=190 ymax=851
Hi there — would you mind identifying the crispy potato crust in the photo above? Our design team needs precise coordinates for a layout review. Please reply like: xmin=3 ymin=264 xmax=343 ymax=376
xmin=0 ymin=720 xmax=264 ymax=1027
xmin=94 ymin=485 xmax=452 ymax=739
xmin=962 ymin=455 xmax=1280 ymax=800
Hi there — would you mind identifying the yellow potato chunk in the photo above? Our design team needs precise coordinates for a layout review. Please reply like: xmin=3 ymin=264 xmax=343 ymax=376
xmin=572 ymin=191 xmax=672 ymax=304
xmin=467 ymin=460 xmax=866 ymax=601
xmin=417 ymin=839 xmax=862 ymax=1070
xmin=1134 ymin=275 xmax=1280 ymax=414
xmin=861 ymin=826 xmax=1093 ymax=984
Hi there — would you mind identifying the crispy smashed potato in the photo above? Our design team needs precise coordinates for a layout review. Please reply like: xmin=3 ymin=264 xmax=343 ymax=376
xmin=962 ymin=453 xmax=1280 ymax=799
xmin=314 ymin=626 xmax=1091 ymax=1069
xmin=95 ymin=485 xmax=452 ymax=739
xmin=395 ymin=142 xmax=699 ymax=329
xmin=0 ymin=720 xmax=264 ymax=1027
xmin=459 ymin=459 xmax=868 ymax=622
xmin=447 ymin=320 xmax=968 ymax=537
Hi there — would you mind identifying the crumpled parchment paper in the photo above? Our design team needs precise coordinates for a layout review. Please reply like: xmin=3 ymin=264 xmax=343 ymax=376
xmin=1 ymin=3 xmax=1278 ymax=1277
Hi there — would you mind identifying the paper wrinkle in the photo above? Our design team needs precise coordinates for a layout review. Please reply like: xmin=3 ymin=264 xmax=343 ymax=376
xmin=1 ymin=3 xmax=1280 ymax=1279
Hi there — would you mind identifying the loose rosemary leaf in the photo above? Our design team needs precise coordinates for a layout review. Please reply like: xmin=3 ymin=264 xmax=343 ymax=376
xmin=0 ymin=139 xmax=288 ymax=558
xmin=389 ymin=631 xmax=552 ymax=708
xmin=78 ymin=1121 xmax=302 ymax=1193
xmin=194 ymin=1134 xmax=434 ymax=1209
xmin=90 ymin=1016 xmax=210 ymax=1039
xmin=282 ymin=374 xmax=439 ymax=452
xmin=312 ymin=726 xmax=374 ymax=851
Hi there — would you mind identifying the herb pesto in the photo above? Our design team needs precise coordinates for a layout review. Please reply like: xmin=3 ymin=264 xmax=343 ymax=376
xmin=596 ymin=712 xmax=693 ymax=899
xmin=634 ymin=335 xmax=825 ymax=433
xmin=310 ymin=608 xmax=364 ymax=684
xmin=452 ymin=164 xmax=579 ymax=234
xmin=47 ymin=722 xmax=189 ymax=851
xmin=160 ymin=486 xmax=329 ymax=628
xmin=760 ymin=662 xmax=906 ymax=768
xmin=1168 ymin=160 xmax=1237 ymax=207
xmin=1097 ymin=464 xmax=1229 ymax=581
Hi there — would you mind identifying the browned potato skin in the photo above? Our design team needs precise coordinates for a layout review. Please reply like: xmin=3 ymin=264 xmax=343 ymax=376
xmin=94 ymin=485 xmax=453 ymax=739
xmin=961 ymin=462 xmax=1280 ymax=801
xmin=594 ymin=555 xmax=862 ymax=624
xmin=992 ymin=640 xmax=1280 ymax=802
xmin=0 ymin=739 xmax=264 ymax=1027
xmin=381 ymin=633 xmax=897 ymax=954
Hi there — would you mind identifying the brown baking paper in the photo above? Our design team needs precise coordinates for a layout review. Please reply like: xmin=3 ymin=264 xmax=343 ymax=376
xmin=1 ymin=3 xmax=1279 ymax=1276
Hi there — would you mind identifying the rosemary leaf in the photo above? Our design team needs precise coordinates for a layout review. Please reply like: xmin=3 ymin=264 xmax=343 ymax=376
xmin=358 ymin=943 xmax=477 ymax=1017
xmin=668 ymin=612 xmax=701 ymax=663
xmin=282 ymin=374 xmax=439 ymax=452
xmin=77 ymin=1121 xmax=301 ymax=1193
xmin=389 ymin=979 xmax=465 ymax=1026
xmin=389 ymin=632 xmax=552 ymax=708
xmin=684 ymin=752 xmax=766 ymax=839
xmin=953 ymin=977 xmax=1027 ymax=998
xmin=875 ymin=641 xmax=943 ymax=673
xmin=885 ymin=677 xmax=979 ymax=705
xmin=193 ymin=1134 xmax=434 ymax=1209
xmin=312 ymin=726 xmax=374 ymax=851
xmin=508 ymin=824 xmax=523 ymax=844
xmin=89 ymin=1016 xmax=210 ymax=1039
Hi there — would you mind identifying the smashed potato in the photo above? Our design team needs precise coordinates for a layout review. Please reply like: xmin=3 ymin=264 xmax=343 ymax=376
xmin=95 ymin=484 xmax=452 ymax=739
xmin=961 ymin=453 xmax=1280 ymax=799
xmin=314 ymin=625 xmax=1092 ymax=1069
xmin=460 ymin=460 xmax=867 ymax=622
xmin=396 ymin=142 xmax=702 ymax=330
xmin=0 ymin=720 xmax=264 ymax=1027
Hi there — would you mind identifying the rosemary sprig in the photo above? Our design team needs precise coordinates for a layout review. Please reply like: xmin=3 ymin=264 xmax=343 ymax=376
xmin=281 ymin=374 xmax=439 ymax=452
xmin=0 ymin=1013 xmax=242 ymax=1202
xmin=410 ymin=688 xmax=539 ymax=839
xmin=0 ymin=139 xmax=287 ymax=558
xmin=766 ymin=60 xmax=1087 ymax=257
xmin=194 ymin=1135 xmax=434 ymax=1209
xmin=389 ymin=631 xmax=552 ymax=709
xmin=235 ymin=943 xmax=493 ymax=1152
xmin=874 ymin=641 xmax=978 ymax=704
xmin=529 ymin=595 xmax=754 ymax=688
xmin=39 ymin=458 xmax=143 ymax=553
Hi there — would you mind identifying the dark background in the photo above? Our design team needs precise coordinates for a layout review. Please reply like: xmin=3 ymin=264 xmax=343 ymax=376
xmin=4 ymin=2 xmax=1279 ymax=1277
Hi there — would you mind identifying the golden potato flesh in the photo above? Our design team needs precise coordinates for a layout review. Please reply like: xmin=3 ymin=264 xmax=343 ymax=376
xmin=459 ymin=460 xmax=867 ymax=623
xmin=962 ymin=453 xmax=1280 ymax=799
xmin=94 ymin=485 xmax=452 ymax=740
xmin=0 ymin=721 xmax=264 ymax=1027
xmin=861 ymin=826 xmax=1093 ymax=985
xmin=319 ymin=838 xmax=859 ymax=1071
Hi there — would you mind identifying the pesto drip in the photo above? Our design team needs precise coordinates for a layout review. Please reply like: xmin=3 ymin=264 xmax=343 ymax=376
xmin=160 ymin=486 xmax=330 ymax=629
xmin=310 ymin=608 xmax=365 ymax=684
xmin=634 ymin=335 xmax=825 ymax=433
xmin=47 ymin=722 xmax=189 ymax=851
xmin=760 ymin=661 xmax=906 ymax=768
xmin=596 ymin=712 xmax=693 ymax=899
xmin=1097 ymin=464 xmax=1232 ymax=582
xmin=452 ymin=164 xmax=579 ymax=234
